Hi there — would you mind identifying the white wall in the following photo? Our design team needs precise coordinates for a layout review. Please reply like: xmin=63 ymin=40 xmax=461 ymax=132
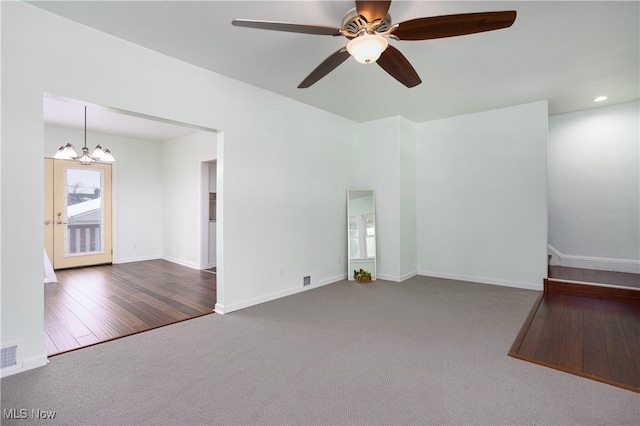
xmin=0 ymin=1 xmax=558 ymax=378
xmin=399 ymin=117 xmax=417 ymax=280
xmin=44 ymin=125 xmax=163 ymax=263
xmin=209 ymin=161 xmax=217 ymax=192
xmin=548 ymin=101 xmax=640 ymax=272
xmin=1 ymin=1 xmax=357 ymax=374
xmin=416 ymin=101 xmax=549 ymax=290
xmin=209 ymin=161 xmax=217 ymax=267
xmin=356 ymin=116 xmax=417 ymax=281
xmin=161 ymin=131 xmax=216 ymax=268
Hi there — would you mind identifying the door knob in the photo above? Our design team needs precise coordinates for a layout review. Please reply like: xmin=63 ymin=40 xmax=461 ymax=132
xmin=44 ymin=220 xmax=51 ymax=225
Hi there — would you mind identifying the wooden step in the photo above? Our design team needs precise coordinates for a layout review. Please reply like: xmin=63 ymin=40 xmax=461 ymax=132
xmin=544 ymin=278 xmax=640 ymax=302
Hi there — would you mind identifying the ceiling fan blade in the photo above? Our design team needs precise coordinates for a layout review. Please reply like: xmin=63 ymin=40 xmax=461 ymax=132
xmin=298 ymin=48 xmax=350 ymax=88
xmin=232 ymin=19 xmax=342 ymax=36
xmin=376 ymin=45 xmax=421 ymax=88
xmin=393 ymin=11 xmax=517 ymax=41
xmin=355 ymin=0 xmax=392 ymax=22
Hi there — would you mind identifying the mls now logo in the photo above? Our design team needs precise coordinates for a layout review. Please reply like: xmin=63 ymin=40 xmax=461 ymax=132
xmin=3 ymin=408 xmax=56 ymax=420
xmin=3 ymin=409 xmax=27 ymax=419
xmin=31 ymin=409 xmax=57 ymax=419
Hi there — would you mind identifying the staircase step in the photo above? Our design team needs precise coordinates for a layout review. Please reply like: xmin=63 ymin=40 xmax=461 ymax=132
xmin=544 ymin=279 xmax=640 ymax=302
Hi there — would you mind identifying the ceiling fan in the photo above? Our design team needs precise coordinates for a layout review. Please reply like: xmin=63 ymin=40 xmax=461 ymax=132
xmin=232 ymin=1 xmax=516 ymax=89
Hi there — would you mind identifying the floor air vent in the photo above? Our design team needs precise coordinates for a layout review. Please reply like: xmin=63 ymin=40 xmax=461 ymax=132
xmin=1 ymin=341 xmax=22 ymax=370
xmin=302 ymin=272 xmax=318 ymax=287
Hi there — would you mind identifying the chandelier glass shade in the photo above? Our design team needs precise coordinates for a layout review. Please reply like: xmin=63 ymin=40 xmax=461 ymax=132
xmin=346 ymin=34 xmax=389 ymax=64
xmin=53 ymin=106 xmax=115 ymax=165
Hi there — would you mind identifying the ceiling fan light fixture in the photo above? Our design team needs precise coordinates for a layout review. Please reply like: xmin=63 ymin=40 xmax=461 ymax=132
xmin=592 ymin=96 xmax=608 ymax=102
xmin=346 ymin=33 xmax=388 ymax=64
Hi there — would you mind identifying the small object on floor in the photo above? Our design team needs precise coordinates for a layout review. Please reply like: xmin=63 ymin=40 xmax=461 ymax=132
xmin=354 ymin=268 xmax=372 ymax=283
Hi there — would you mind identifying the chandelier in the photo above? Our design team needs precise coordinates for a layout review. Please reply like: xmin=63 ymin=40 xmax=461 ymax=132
xmin=53 ymin=106 xmax=115 ymax=165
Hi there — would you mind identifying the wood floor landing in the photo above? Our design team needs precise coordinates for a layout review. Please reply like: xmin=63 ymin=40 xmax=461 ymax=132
xmin=548 ymin=265 xmax=640 ymax=289
xmin=509 ymin=282 xmax=640 ymax=393
xmin=45 ymin=259 xmax=216 ymax=356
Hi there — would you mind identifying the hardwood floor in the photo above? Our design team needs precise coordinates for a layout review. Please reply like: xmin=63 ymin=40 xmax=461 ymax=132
xmin=510 ymin=286 xmax=640 ymax=393
xmin=45 ymin=259 xmax=216 ymax=356
xmin=548 ymin=265 xmax=640 ymax=289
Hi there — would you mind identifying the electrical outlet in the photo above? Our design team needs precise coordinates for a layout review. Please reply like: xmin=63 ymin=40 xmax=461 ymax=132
xmin=133 ymin=243 xmax=138 ymax=249
xmin=337 ymin=255 xmax=341 ymax=264
xmin=279 ymin=267 xmax=285 ymax=277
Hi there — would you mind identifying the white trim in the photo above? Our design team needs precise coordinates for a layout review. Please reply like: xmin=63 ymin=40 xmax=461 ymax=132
xmin=114 ymin=255 xmax=162 ymax=264
xmin=417 ymin=270 xmax=542 ymax=291
xmin=399 ymin=271 xmax=418 ymax=282
xmin=215 ymin=133 xmax=225 ymax=313
xmin=44 ymin=93 xmax=219 ymax=134
xmin=161 ymin=255 xmax=200 ymax=270
xmin=546 ymin=277 xmax=638 ymax=291
xmin=376 ymin=271 xmax=417 ymax=282
xmin=207 ymin=262 xmax=217 ymax=268
xmin=1 ymin=355 xmax=48 ymax=378
xmin=548 ymin=245 xmax=640 ymax=274
xmin=318 ymin=273 xmax=346 ymax=286
xmin=110 ymin=160 xmax=118 ymax=266
xmin=218 ymin=274 xmax=347 ymax=314
xmin=199 ymin=159 xmax=217 ymax=270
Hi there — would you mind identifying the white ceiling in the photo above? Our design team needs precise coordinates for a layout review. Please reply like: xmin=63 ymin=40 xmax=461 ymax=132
xmin=33 ymin=0 xmax=639 ymax=126
xmin=44 ymin=97 xmax=204 ymax=142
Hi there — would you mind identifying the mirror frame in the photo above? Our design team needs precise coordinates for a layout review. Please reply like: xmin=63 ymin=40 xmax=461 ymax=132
xmin=347 ymin=189 xmax=376 ymax=281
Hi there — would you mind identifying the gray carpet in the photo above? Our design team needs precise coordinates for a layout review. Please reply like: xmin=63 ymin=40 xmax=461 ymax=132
xmin=2 ymin=276 xmax=638 ymax=425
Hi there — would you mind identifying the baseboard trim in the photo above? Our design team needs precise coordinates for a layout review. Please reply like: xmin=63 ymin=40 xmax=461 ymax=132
xmin=214 ymin=303 xmax=226 ymax=314
xmin=114 ymin=255 xmax=161 ymax=264
xmin=376 ymin=271 xmax=417 ymax=282
xmin=417 ymin=270 xmax=542 ymax=291
xmin=1 ymin=354 xmax=48 ymax=378
xmin=115 ymin=256 xmax=202 ymax=271
xmin=160 ymin=256 xmax=200 ymax=270
xmin=548 ymin=245 xmax=640 ymax=274
xmin=218 ymin=273 xmax=347 ymax=314
xmin=399 ymin=271 xmax=418 ymax=282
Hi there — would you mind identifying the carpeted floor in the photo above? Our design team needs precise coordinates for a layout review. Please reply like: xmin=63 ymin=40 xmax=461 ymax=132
xmin=2 ymin=276 xmax=638 ymax=425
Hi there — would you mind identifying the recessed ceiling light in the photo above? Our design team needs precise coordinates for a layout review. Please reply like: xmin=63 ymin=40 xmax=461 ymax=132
xmin=592 ymin=96 xmax=608 ymax=102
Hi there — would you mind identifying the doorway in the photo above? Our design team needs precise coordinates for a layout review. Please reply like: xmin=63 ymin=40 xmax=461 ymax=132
xmin=43 ymin=259 xmax=216 ymax=355
xmin=547 ymin=103 xmax=640 ymax=290
xmin=202 ymin=160 xmax=217 ymax=273
xmin=43 ymin=94 xmax=221 ymax=355
xmin=44 ymin=158 xmax=112 ymax=269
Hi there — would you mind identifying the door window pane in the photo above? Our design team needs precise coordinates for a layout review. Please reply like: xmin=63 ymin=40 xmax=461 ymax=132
xmin=64 ymin=168 xmax=104 ymax=256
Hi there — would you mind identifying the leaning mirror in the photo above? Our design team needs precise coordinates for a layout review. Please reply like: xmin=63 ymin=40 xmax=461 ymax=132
xmin=347 ymin=189 xmax=376 ymax=282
